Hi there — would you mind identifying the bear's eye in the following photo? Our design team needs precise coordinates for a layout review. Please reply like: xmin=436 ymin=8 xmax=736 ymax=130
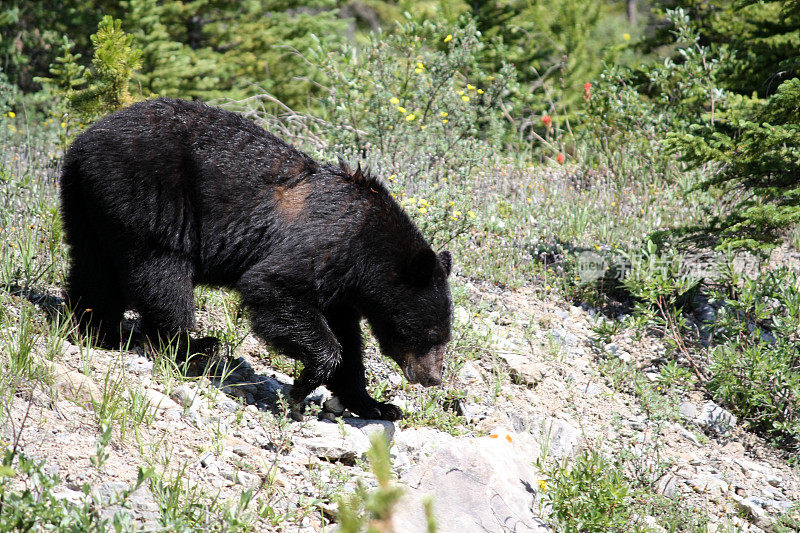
xmin=426 ymin=329 xmax=439 ymax=343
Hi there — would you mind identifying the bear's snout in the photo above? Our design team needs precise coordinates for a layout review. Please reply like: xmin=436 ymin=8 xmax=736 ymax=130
xmin=403 ymin=344 xmax=446 ymax=387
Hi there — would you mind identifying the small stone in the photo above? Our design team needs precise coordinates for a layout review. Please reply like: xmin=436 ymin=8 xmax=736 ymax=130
xmin=235 ymin=471 xmax=262 ymax=489
xmin=143 ymin=388 xmax=180 ymax=411
xmin=656 ymin=475 xmax=679 ymax=498
xmin=454 ymin=306 xmax=470 ymax=326
xmin=617 ymin=351 xmax=634 ymax=364
xmin=457 ymin=361 xmax=482 ymax=385
xmin=579 ymin=382 xmax=601 ymax=397
xmin=696 ymin=401 xmax=737 ymax=436
xmin=124 ymin=355 xmax=154 ymax=375
xmin=674 ymin=423 xmax=702 ymax=446
xmin=679 ymin=401 xmax=698 ymax=421
xmin=766 ymin=475 xmax=782 ymax=488
xmin=171 ymin=384 xmax=200 ymax=409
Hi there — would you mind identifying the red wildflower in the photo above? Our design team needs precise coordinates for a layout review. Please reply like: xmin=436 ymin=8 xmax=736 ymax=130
xmin=583 ymin=82 xmax=592 ymax=101
xmin=541 ymin=115 xmax=552 ymax=128
xmin=557 ymin=153 xmax=565 ymax=164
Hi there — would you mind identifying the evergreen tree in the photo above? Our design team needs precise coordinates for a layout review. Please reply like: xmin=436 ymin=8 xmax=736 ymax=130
xmin=646 ymin=0 xmax=800 ymax=97
xmin=667 ymin=78 xmax=800 ymax=251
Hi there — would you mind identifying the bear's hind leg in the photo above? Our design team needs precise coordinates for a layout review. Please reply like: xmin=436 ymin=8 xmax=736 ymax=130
xmin=125 ymin=253 xmax=212 ymax=361
xmin=65 ymin=241 xmax=126 ymax=348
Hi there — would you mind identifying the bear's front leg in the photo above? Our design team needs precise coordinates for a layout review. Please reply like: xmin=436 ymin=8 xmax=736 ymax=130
xmin=239 ymin=277 xmax=343 ymax=417
xmin=324 ymin=308 xmax=403 ymax=421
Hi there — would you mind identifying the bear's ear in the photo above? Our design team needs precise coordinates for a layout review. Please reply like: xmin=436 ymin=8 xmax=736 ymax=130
xmin=403 ymin=248 xmax=437 ymax=286
xmin=439 ymin=250 xmax=452 ymax=277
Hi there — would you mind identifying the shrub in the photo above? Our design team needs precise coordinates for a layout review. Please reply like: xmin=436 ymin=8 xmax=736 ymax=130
xmin=542 ymin=450 xmax=631 ymax=532
xmin=707 ymin=266 xmax=800 ymax=449
xmin=580 ymin=9 xmax=726 ymax=186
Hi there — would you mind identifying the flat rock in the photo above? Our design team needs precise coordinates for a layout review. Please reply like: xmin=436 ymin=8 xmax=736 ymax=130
xmin=393 ymin=428 xmax=548 ymax=532
xmin=300 ymin=418 xmax=395 ymax=464
xmin=142 ymin=388 xmax=180 ymax=411
xmin=51 ymin=363 xmax=102 ymax=405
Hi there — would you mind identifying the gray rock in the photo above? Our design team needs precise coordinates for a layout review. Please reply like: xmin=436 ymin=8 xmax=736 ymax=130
xmin=456 ymin=361 xmax=483 ymax=385
xmin=393 ymin=429 xmax=548 ymax=533
xmin=142 ymin=388 xmax=180 ymax=411
xmin=687 ymin=475 xmax=728 ymax=500
xmin=171 ymin=384 xmax=200 ymax=409
xmin=696 ymin=401 xmax=737 ymax=435
xmin=736 ymin=497 xmax=775 ymax=529
xmin=679 ymin=401 xmax=698 ymax=421
xmin=51 ymin=363 xmax=102 ymax=405
xmin=540 ymin=417 xmax=581 ymax=459
xmin=579 ymin=382 xmax=601 ymax=397
xmin=301 ymin=418 xmax=395 ymax=464
xmin=124 ymin=355 xmax=154 ymax=375
xmin=656 ymin=475 xmax=679 ymax=498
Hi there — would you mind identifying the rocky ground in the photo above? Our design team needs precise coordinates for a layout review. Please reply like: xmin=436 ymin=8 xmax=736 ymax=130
xmin=2 ymin=275 xmax=799 ymax=531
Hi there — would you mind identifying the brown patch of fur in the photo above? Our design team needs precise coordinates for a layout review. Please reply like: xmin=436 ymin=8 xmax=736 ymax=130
xmin=274 ymin=182 xmax=312 ymax=221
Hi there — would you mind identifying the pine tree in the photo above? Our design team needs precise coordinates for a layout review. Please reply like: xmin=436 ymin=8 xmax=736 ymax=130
xmin=646 ymin=0 xmax=800 ymax=97
xmin=667 ymin=78 xmax=800 ymax=251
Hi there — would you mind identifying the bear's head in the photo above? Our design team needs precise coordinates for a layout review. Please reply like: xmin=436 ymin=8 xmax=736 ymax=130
xmin=369 ymin=248 xmax=453 ymax=387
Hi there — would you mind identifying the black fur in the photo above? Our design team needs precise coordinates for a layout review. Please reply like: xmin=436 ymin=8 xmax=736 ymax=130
xmin=60 ymin=97 xmax=453 ymax=420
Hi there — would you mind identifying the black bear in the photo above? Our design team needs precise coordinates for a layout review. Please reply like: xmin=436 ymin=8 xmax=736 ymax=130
xmin=60 ymin=97 xmax=453 ymax=421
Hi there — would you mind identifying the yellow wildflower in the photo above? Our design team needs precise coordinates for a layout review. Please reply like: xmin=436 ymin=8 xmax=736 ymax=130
xmin=406 ymin=114 xmax=416 ymax=121
xmin=442 ymin=119 xmax=448 ymax=124
xmin=419 ymin=198 xmax=429 ymax=206
xmin=477 ymin=89 xmax=484 ymax=94
xmin=623 ymin=33 xmax=631 ymax=41
xmin=416 ymin=62 xmax=424 ymax=69
xmin=8 ymin=111 xmax=15 ymax=118
xmin=388 ymin=174 xmax=397 ymax=181
xmin=390 ymin=97 xmax=399 ymax=105
xmin=444 ymin=34 xmax=453 ymax=43
xmin=61 ymin=122 xmax=66 ymax=128
xmin=453 ymin=210 xmax=462 ymax=217
xmin=418 ymin=207 xmax=428 ymax=214
xmin=468 ymin=210 xmax=476 ymax=218
xmin=462 ymin=95 xmax=470 ymax=102
xmin=440 ymin=111 xmax=448 ymax=117
xmin=397 ymin=106 xmax=407 ymax=113
xmin=538 ymin=480 xmax=547 ymax=491
xmin=457 ymin=90 xmax=464 ymax=96
xmin=467 ymin=84 xmax=475 ymax=90
xmin=415 ymin=68 xmax=423 ymax=74
xmin=488 ymin=76 xmax=495 ymax=81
